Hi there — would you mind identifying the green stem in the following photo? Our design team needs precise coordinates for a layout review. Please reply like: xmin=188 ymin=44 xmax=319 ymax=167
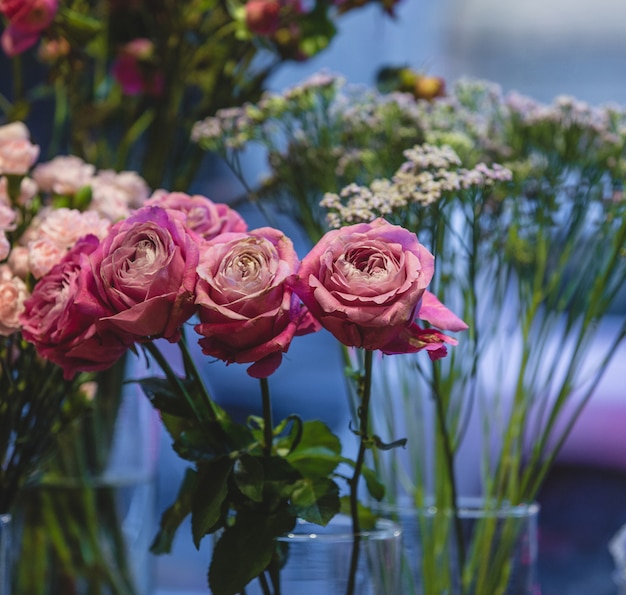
xmin=260 ymin=378 xmax=273 ymax=457
xmin=346 ymin=349 xmax=374 ymax=595
xmin=432 ymin=384 xmax=466 ymax=581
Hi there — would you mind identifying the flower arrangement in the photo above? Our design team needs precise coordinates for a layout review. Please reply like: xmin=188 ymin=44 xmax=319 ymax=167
xmin=191 ymin=71 xmax=626 ymax=592
xmin=15 ymin=152 xmax=468 ymax=593
xmin=0 ymin=120 xmax=157 ymax=592
xmin=0 ymin=0 xmax=400 ymax=190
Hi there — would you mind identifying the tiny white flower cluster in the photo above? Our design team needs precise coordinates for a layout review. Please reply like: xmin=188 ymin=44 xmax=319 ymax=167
xmin=322 ymin=144 xmax=512 ymax=228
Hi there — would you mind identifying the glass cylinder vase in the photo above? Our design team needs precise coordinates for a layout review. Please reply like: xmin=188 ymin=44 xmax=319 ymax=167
xmin=378 ymin=498 xmax=540 ymax=595
xmin=0 ymin=514 xmax=11 ymax=595
xmin=245 ymin=513 xmax=403 ymax=595
xmin=14 ymin=377 xmax=160 ymax=595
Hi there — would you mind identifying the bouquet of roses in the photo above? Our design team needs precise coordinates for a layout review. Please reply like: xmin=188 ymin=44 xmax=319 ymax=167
xmin=0 ymin=0 xmax=400 ymax=190
xmin=0 ymin=119 xmax=149 ymax=509
xmin=19 ymin=173 xmax=467 ymax=593
xmin=191 ymin=70 xmax=626 ymax=593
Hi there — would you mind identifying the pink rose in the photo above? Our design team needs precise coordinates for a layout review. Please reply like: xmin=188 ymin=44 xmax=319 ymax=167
xmin=32 ymin=155 xmax=95 ymax=195
xmin=194 ymin=227 xmax=318 ymax=378
xmin=0 ymin=137 xmax=40 ymax=175
xmin=0 ymin=265 xmax=28 ymax=335
xmin=0 ymin=0 xmax=58 ymax=56
xmin=289 ymin=218 xmax=467 ymax=358
xmin=146 ymin=191 xmax=247 ymax=240
xmin=20 ymin=236 xmax=129 ymax=378
xmin=91 ymin=206 xmax=199 ymax=343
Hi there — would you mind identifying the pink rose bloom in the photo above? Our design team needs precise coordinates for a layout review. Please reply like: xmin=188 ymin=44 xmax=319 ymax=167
xmin=20 ymin=236 xmax=129 ymax=379
xmin=111 ymin=38 xmax=164 ymax=97
xmin=91 ymin=206 xmax=199 ymax=343
xmin=146 ymin=191 xmax=247 ymax=240
xmin=8 ymin=245 xmax=29 ymax=278
xmin=32 ymin=155 xmax=95 ymax=195
xmin=25 ymin=207 xmax=111 ymax=277
xmin=0 ymin=0 xmax=59 ymax=56
xmin=90 ymin=170 xmax=150 ymax=221
xmin=0 ymin=137 xmax=40 ymax=175
xmin=1 ymin=175 xmax=38 ymax=207
xmin=289 ymin=218 xmax=467 ymax=359
xmin=0 ymin=204 xmax=15 ymax=259
xmin=245 ymin=0 xmax=281 ymax=36
xmin=0 ymin=121 xmax=29 ymax=142
xmin=0 ymin=265 xmax=28 ymax=335
xmin=27 ymin=236 xmax=65 ymax=279
xmin=194 ymin=227 xmax=319 ymax=378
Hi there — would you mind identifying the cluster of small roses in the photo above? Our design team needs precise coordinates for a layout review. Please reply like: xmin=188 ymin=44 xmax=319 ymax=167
xmin=322 ymin=144 xmax=512 ymax=228
xmin=19 ymin=191 xmax=466 ymax=384
xmin=0 ymin=122 xmax=149 ymax=336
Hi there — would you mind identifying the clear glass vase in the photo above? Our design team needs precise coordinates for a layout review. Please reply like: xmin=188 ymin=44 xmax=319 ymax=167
xmin=14 ymin=377 xmax=160 ymax=595
xmin=0 ymin=514 xmax=11 ymax=595
xmin=378 ymin=498 xmax=540 ymax=595
xmin=245 ymin=513 xmax=403 ymax=595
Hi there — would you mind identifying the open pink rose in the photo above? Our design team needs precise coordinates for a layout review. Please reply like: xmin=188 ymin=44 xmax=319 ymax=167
xmin=289 ymin=218 xmax=467 ymax=359
xmin=146 ymin=191 xmax=247 ymax=240
xmin=194 ymin=227 xmax=318 ymax=378
xmin=91 ymin=206 xmax=199 ymax=343
xmin=0 ymin=0 xmax=58 ymax=56
xmin=20 ymin=236 xmax=129 ymax=378
xmin=0 ymin=136 xmax=40 ymax=175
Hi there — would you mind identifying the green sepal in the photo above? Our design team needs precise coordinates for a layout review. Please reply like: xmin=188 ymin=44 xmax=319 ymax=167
xmin=150 ymin=468 xmax=198 ymax=554
xmin=290 ymin=477 xmax=340 ymax=526
xmin=208 ymin=508 xmax=296 ymax=595
xmin=191 ymin=458 xmax=232 ymax=548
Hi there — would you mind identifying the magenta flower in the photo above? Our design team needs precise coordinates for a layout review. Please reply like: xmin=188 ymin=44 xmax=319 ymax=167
xmin=194 ymin=227 xmax=318 ymax=378
xmin=0 ymin=0 xmax=58 ymax=56
xmin=289 ymin=218 xmax=467 ymax=359
xmin=91 ymin=206 xmax=200 ymax=343
xmin=20 ymin=235 xmax=129 ymax=379
xmin=110 ymin=38 xmax=164 ymax=96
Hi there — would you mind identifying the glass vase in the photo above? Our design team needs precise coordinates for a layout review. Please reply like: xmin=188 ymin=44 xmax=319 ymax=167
xmin=0 ymin=514 xmax=11 ymax=595
xmin=14 ymin=378 xmax=160 ymax=595
xmin=245 ymin=513 xmax=403 ymax=595
xmin=378 ymin=498 xmax=540 ymax=595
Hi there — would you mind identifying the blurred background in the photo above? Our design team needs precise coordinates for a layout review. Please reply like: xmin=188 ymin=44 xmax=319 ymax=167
xmin=152 ymin=0 xmax=626 ymax=593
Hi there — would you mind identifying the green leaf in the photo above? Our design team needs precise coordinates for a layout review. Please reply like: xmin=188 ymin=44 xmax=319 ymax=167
xmin=150 ymin=468 xmax=198 ymax=554
xmin=258 ymin=456 xmax=303 ymax=505
xmin=233 ymin=454 xmax=264 ymax=503
xmin=290 ymin=478 xmax=340 ymax=526
xmin=191 ymin=458 xmax=232 ymax=549
xmin=208 ymin=509 xmax=296 ymax=595
xmin=286 ymin=420 xmax=343 ymax=478
xmin=137 ymin=376 xmax=196 ymax=418
xmin=174 ymin=422 xmax=233 ymax=461
xmin=361 ymin=465 xmax=385 ymax=502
